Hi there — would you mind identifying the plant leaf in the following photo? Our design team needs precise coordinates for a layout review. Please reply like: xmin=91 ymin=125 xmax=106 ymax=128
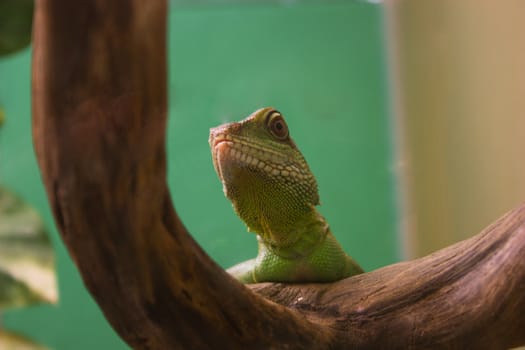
xmin=0 ymin=0 xmax=34 ymax=56
xmin=0 ymin=186 xmax=58 ymax=310
xmin=0 ymin=330 xmax=49 ymax=350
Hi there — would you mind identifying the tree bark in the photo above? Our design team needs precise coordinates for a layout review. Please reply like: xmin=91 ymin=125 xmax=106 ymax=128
xmin=31 ymin=1 xmax=525 ymax=349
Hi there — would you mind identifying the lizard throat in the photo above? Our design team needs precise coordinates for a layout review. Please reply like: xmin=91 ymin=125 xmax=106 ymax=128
xmin=259 ymin=210 xmax=330 ymax=259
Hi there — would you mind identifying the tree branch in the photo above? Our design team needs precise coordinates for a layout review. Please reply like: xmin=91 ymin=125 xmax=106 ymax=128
xmin=31 ymin=1 xmax=525 ymax=349
xmin=251 ymin=204 xmax=525 ymax=349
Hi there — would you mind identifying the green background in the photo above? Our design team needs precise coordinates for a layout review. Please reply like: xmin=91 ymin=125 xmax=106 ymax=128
xmin=0 ymin=2 xmax=398 ymax=349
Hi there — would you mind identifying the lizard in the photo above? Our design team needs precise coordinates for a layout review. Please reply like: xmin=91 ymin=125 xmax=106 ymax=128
xmin=209 ymin=107 xmax=363 ymax=283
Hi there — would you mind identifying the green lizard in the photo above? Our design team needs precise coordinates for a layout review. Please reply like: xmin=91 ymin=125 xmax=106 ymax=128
xmin=209 ymin=107 xmax=363 ymax=283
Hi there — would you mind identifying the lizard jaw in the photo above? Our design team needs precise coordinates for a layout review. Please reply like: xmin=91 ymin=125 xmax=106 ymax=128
xmin=210 ymin=133 xmax=232 ymax=184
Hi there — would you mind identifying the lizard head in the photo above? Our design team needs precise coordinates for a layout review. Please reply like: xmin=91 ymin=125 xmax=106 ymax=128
xmin=209 ymin=107 xmax=320 ymax=245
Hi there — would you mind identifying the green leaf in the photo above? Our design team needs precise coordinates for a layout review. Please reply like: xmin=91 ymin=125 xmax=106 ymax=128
xmin=0 ymin=0 xmax=34 ymax=56
xmin=0 ymin=330 xmax=49 ymax=350
xmin=0 ymin=187 xmax=58 ymax=310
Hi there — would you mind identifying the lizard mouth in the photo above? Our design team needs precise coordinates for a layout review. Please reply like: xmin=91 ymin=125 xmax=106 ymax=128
xmin=210 ymin=134 xmax=233 ymax=181
xmin=211 ymin=135 xmax=230 ymax=149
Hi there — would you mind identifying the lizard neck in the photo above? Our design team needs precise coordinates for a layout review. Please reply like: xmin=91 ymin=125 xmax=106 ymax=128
xmin=257 ymin=208 xmax=329 ymax=259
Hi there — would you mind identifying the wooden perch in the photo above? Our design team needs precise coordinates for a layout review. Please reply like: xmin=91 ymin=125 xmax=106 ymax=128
xmin=31 ymin=1 xmax=525 ymax=349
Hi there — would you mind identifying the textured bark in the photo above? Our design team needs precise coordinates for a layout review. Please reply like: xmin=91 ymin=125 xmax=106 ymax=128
xmin=252 ymin=206 xmax=525 ymax=349
xmin=31 ymin=1 xmax=525 ymax=349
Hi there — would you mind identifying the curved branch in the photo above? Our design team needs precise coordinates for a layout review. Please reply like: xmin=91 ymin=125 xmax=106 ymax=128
xmin=32 ymin=1 xmax=327 ymax=348
xmin=252 ymin=205 xmax=525 ymax=349
xmin=31 ymin=1 xmax=525 ymax=349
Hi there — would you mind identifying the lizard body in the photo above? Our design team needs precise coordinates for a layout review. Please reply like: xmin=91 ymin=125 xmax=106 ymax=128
xmin=209 ymin=107 xmax=363 ymax=283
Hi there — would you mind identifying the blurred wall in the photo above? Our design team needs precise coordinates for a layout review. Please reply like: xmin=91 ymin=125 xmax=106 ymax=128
xmin=0 ymin=2 xmax=398 ymax=349
xmin=386 ymin=0 xmax=525 ymax=257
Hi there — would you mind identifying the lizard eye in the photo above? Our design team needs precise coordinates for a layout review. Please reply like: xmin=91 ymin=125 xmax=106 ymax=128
xmin=267 ymin=113 xmax=289 ymax=140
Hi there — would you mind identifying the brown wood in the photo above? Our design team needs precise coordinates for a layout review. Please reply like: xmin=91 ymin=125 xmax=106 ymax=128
xmin=31 ymin=1 xmax=525 ymax=349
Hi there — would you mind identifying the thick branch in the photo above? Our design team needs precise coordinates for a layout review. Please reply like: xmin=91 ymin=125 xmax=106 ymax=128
xmin=252 ymin=204 xmax=525 ymax=349
xmin=31 ymin=1 xmax=525 ymax=349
